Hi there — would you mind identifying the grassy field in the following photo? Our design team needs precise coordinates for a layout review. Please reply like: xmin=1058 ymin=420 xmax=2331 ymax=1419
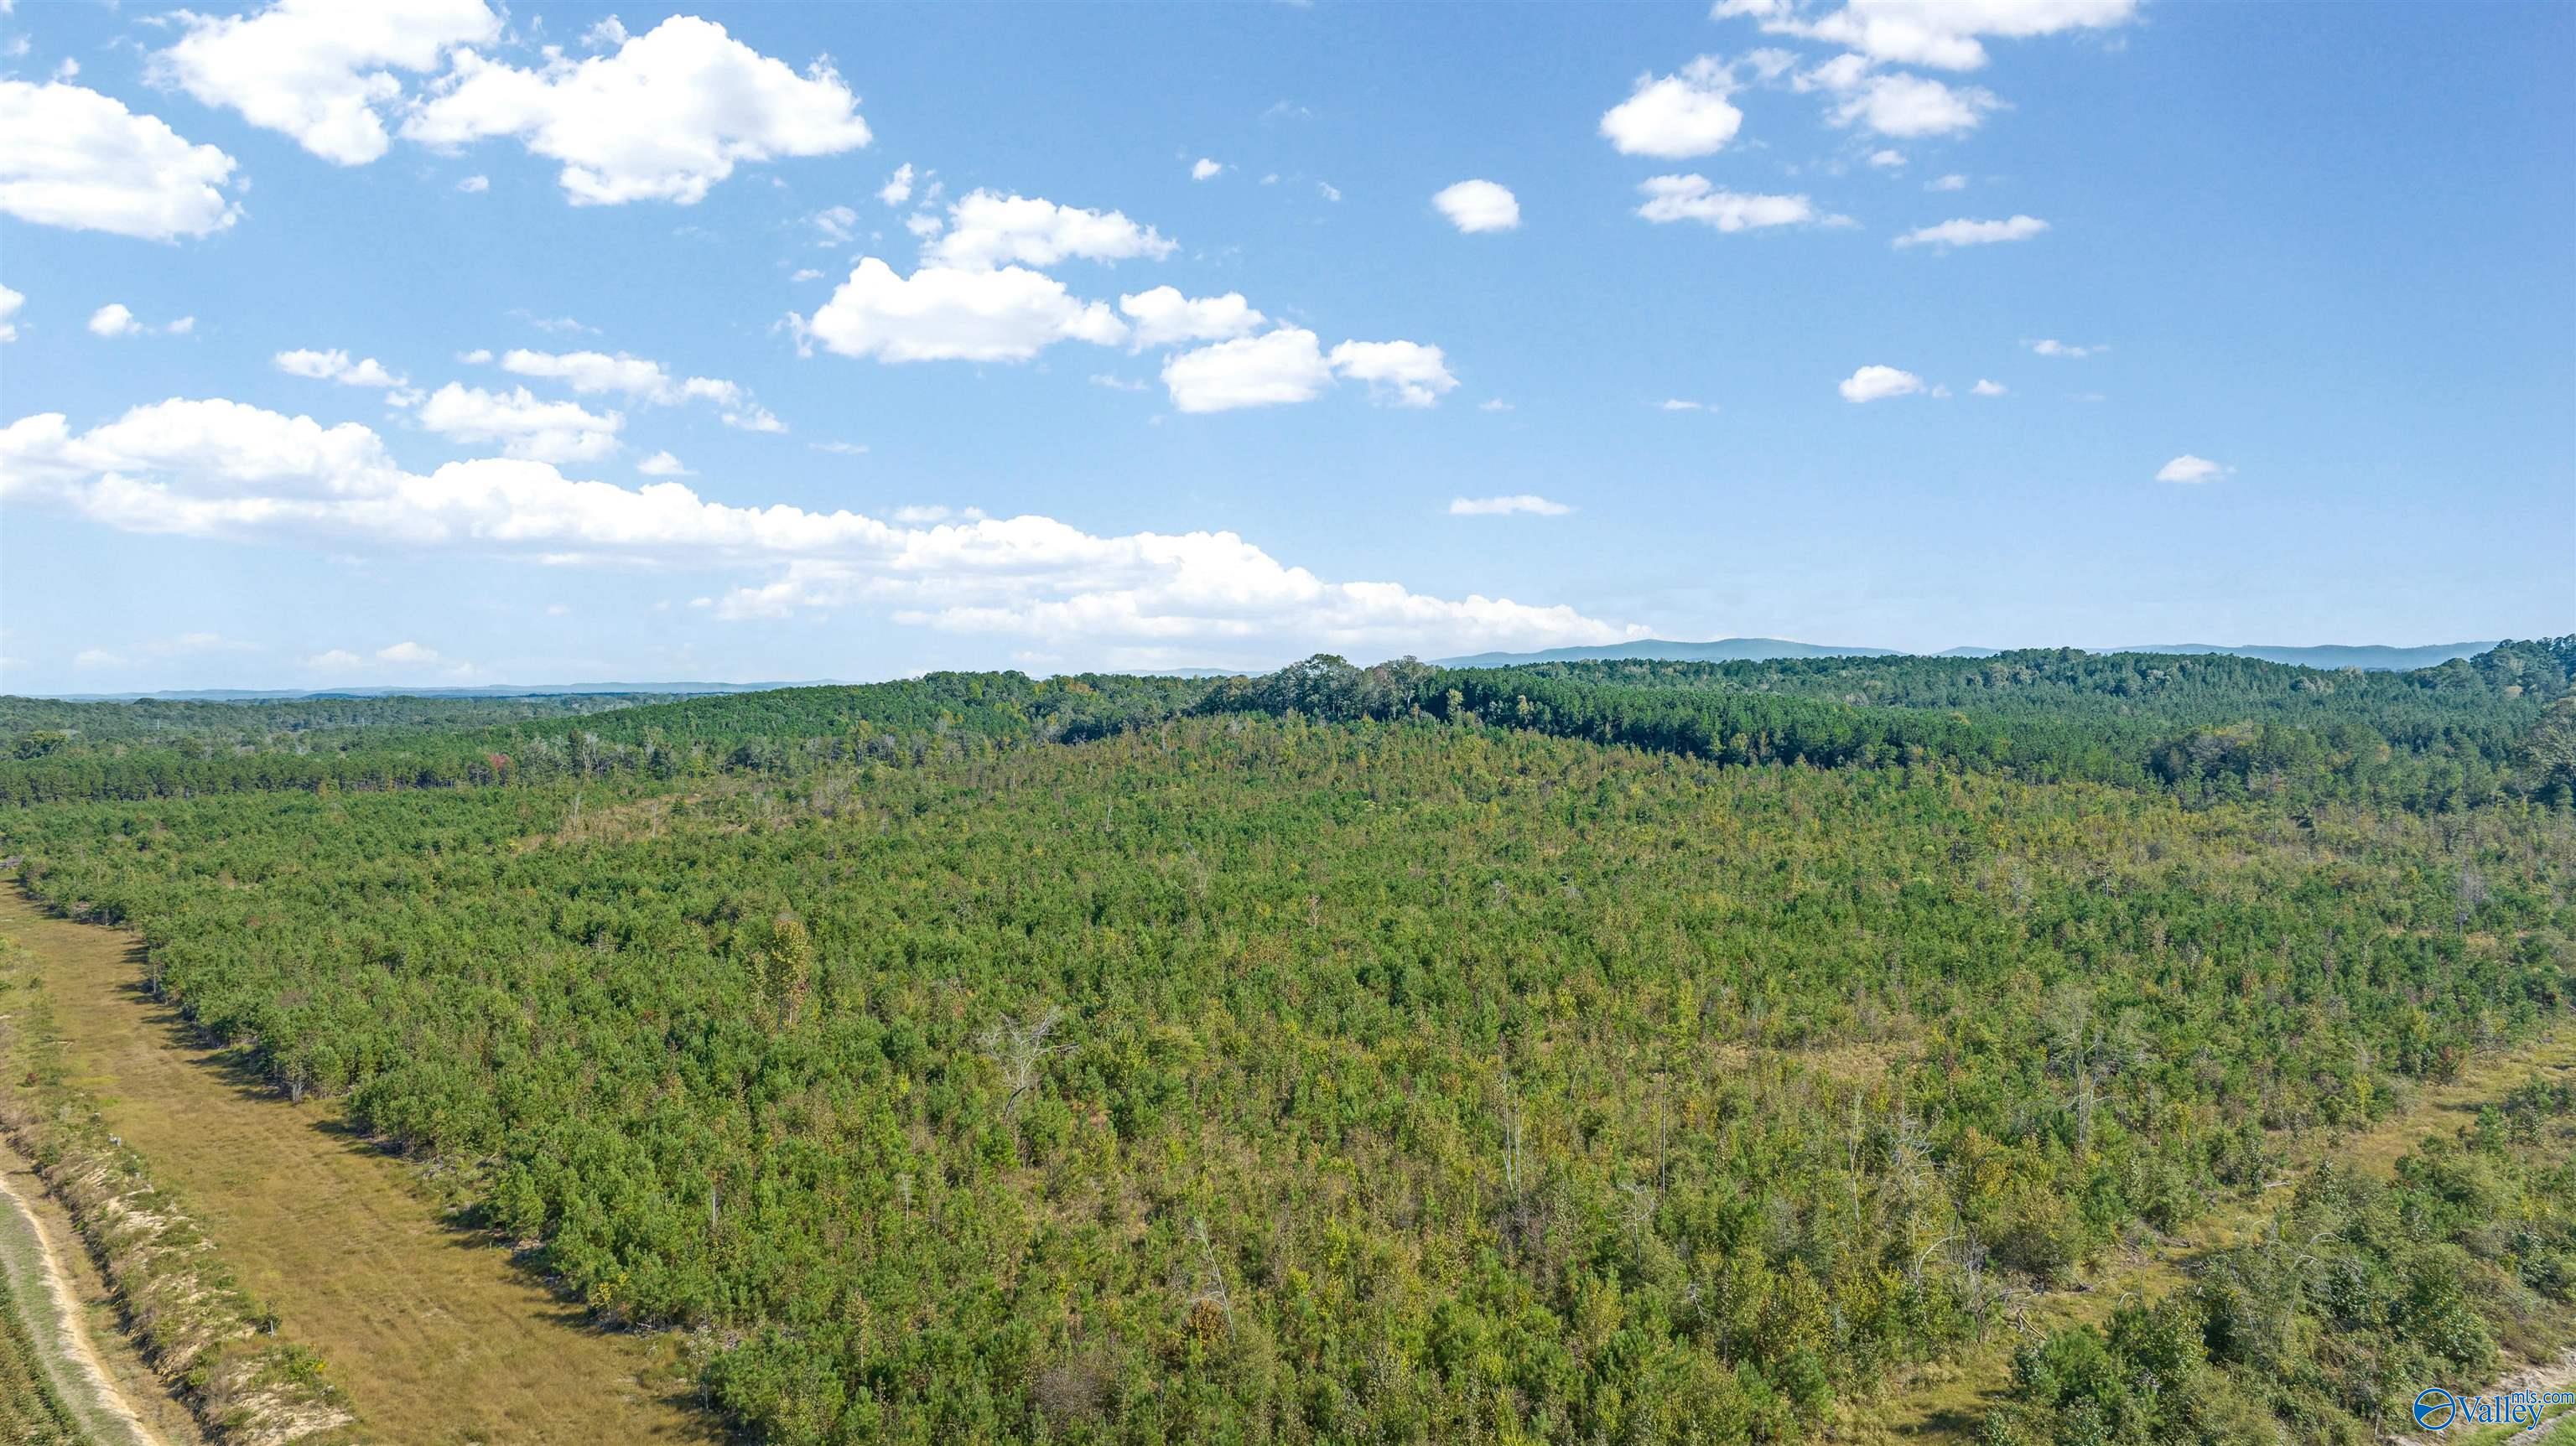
xmin=0 ymin=890 xmax=718 ymax=1446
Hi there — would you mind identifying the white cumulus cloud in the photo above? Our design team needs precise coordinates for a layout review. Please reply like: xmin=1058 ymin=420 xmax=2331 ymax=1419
xmin=415 ymin=382 xmax=621 ymax=462
xmin=1118 ymin=286 xmax=1265 ymax=348
xmin=152 ymin=0 xmax=499 ymax=165
xmin=1328 ymin=340 xmax=1458 ymax=408
xmin=88 ymin=303 xmax=138 ymax=338
xmin=0 ymin=283 xmax=19 ymax=343
xmin=1161 ymin=329 xmax=1334 ymax=413
xmin=1601 ymin=56 xmax=1744 ymax=158
xmin=1 ymin=396 xmax=1645 ymax=663
xmin=496 ymin=349 xmax=771 ymax=430
xmin=923 ymin=190 xmax=1176 ymax=270
xmin=1830 ymin=71 xmax=1999 ymax=137
xmin=1714 ymin=0 xmax=2138 ymax=72
xmin=637 ymin=450 xmax=691 ymax=476
xmin=276 ymin=348 xmax=406 ymax=388
xmin=1838 ymin=364 xmax=1926 ymax=402
xmin=799 ymin=258 xmax=1126 ymax=364
xmin=878 ymin=163 xmax=916 ymax=205
xmin=1634 ymin=174 xmax=1821 ymax=231
xmin=1971 ymin=378 xmax=2007 ymax=396
xmin=2155 ymin=454 xmax=2229 ymax=485
xmin=1191 ymin=158 xmax=1224 ymax=181
xmin=0 ymin=80 xmax=241 ymax=241
xmin=403 ymin=15 xmax=871 ymax=205
xmin=1432 ymin=179 xmax=1520 ymax=232
xmin=2028 ymin=338 xmax=2102 ymax=357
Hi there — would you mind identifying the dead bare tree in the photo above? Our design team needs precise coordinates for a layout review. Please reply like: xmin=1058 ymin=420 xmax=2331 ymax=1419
xmin=980 ymin=1007 xmax=1067 ymax=1122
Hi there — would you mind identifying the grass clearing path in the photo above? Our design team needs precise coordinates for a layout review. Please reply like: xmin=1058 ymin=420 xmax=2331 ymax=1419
xmin=1846 ymin=1028 xmax=2576 ymax=1443
xmin=0 ymin=890 xmax=719 ymax=1446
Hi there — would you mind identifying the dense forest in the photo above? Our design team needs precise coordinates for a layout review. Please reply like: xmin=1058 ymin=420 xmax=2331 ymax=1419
xmin=4 ymin=640 xmax=2572 ymax=812
xmin=0 ymin=642 xmax=2571 ymax=1443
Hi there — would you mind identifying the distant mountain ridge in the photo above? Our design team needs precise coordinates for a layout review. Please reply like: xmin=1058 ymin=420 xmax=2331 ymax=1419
xmin=1434 ymin=638 xmax=2501 ymax=671
xmin=1436 ymin=638 xmax=1903 ymax=669
xmin=23 ymin=641 xmax=2514 ymax=702
xmin=40 ymin=682 xmax=844 ymax=702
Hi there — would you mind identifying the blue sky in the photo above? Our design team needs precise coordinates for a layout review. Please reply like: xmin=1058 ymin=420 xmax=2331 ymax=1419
xmin=1 ymin=0 xmax=2568 ymax=692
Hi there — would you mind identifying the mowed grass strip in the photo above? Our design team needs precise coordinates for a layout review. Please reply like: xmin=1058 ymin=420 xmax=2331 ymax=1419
xmin=0 ymin=892 xmax=717 ymax=1446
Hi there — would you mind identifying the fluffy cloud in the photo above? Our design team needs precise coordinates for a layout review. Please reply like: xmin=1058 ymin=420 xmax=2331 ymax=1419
xmin=1118 ymin=287 xmax=1265 ymax=348
xmin=88 ymin=303 xmax=138 ymax=338
xmin=1838 ymin=364 xmax=1925 ymax=402
xmin=0 ymin=284 xmax=19 ymax=342
xmin=458 ymin=174 xmax=489 ymax=193
xmin=1161 ymin=329 xmax=1333 ymax=412
xmin=1829 ymin=71 xmax=1999 ymax=136
xmin=1328 ymin=340 xmax=1458 ymax=408
xmin=496 ymin=348 xmax=773 ymax=429
xmin=924 ymin=190 xmax=1176 ymax=270
xmin=1971 ymin=378 xmax=2007 ymax=396
xmin=1634 ymin=174 xmax=1821 ymax=231
xmin=799 ymin=259 xmax=1127 ymax=363
xmin=1867 ymin=148 xmax=1906 ymax=168
xmin=1158 ymin=332 xmax=1458 ymax=412
xmin=0 ymin=80 xmax=241 ymax=241
xmin=403 ymin=16 xmax=871 ymax=205
xmin=637 ymin=450 xmax=691 ymax=476
xmin=1928 ymin=172 xmax=1968 ymax=191
xmin=1715 ymin=0 xmax=2138 ymax=71
xmin=2028 ymin=338 xmax=2102 ymax=357
xmin=1432 ymin=179 xmax=1520 ymax=232
xmin=415 ymin=383 xmax=621 ymax=462
xmin=1601 ymin=57 xmax=1744 ymax=158
xmin=276 ymin=348 xmax=405 ymax=387
xmin=501 ymin=348 xmax=685 ymax=398
xmin=1895 ymin=214 xmax=2049 ymax=247
xmin=152 ymin=0 xmax=499 ymax=165
xmin=1191 ymin=158 xmax=1224 ymax=181
xmin=306 ymin=640 xmax=469 ymax=677
xmin=1450 ymin=495 xmax=1571 ymax=516
xmin=877 ymin=163 xmax=916 ymax=205
xmin=2154 ymin=454 xmax=2229 ymax=485
xmin=2 ymin=396 xmax=1643 ymax=661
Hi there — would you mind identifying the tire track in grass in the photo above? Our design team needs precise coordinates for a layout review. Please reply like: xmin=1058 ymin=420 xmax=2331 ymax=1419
xmin=0 ymin=1136 xmax=166 ymax=1446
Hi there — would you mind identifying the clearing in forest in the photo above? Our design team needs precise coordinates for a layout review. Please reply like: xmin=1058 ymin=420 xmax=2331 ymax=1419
xmin=0 ymin=889 xmax=719 ymax=1446
xmin=1860 ymin=1029 xmax=2576 ymax=1443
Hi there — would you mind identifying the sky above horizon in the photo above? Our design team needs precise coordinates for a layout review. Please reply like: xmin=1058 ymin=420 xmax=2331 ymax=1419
xmin=1 ymin=0 xmax=2569 ymax=693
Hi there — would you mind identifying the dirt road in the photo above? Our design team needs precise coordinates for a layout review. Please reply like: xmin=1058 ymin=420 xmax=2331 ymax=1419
xmin=0 ymin=891 xmax=717 ymax=1446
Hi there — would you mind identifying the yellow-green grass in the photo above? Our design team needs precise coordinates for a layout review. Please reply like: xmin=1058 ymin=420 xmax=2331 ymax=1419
xmin=0 ymin=891 xmax=719 ymax=1446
